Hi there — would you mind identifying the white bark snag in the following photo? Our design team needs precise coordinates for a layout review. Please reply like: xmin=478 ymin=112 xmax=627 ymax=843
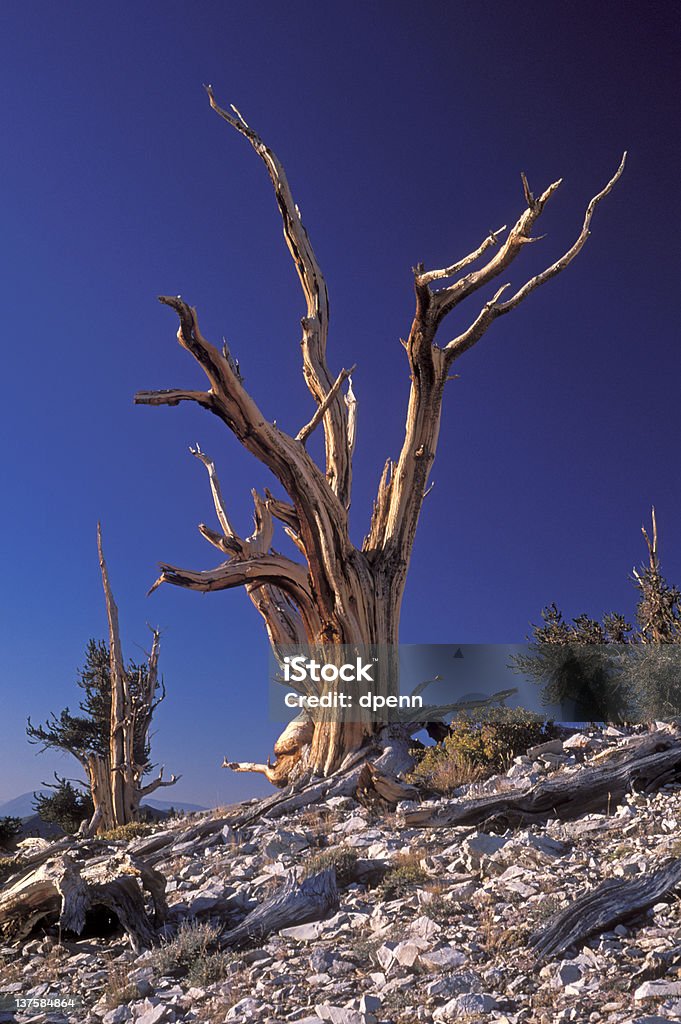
xmin=135 ymin=86 xmax=625 ymax=782
xmin=83 ymin=526 xmax=180 ymax=834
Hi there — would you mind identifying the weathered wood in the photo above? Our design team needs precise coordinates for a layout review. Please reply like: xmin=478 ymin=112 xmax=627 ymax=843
xmin=402 ymin=729 xmax=681 ymax=829
xmin=219 ymin=868 xmax=338 ymax=948
xmin=135 ymin=86 xmax=625 ymax=784
xmin=357 ymin=763 xmax=419 ymax=807
xmin=532 ymin=857 xmax=681 ymax=959
xmin=78 ymin=527 xmax=180 ymax=835
xmin=0 ymin=851 xmax=166 ymax=953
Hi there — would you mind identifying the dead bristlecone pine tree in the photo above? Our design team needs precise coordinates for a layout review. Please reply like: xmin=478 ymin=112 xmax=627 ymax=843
xmin=28 ymin=525 xmax=180 ymax=835
xmin=135 ymin=85 xmax=626 ymax=787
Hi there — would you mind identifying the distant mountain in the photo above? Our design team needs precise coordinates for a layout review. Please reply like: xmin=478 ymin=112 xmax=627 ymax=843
xmin=140 ymin=797 xmax=207 ymax=813
xmin=0 ymin=791 xmax=207 ymax=819
xmin=0 ymin=792 xmax=39 ymax=818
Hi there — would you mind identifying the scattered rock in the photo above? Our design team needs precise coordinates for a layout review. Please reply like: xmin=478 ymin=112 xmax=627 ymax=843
xmin=527 ymin=738 xmax=564 ymax=758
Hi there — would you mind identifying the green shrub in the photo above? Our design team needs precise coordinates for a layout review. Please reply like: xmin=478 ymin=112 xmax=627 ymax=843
xmin=186 ymin=950 xmax=232 ymax=986
xmin=33 ymin=779 xmax=93 ymax=834
xmin=99 ymin=821 xmax=156 ymax=841
xmin=0 ymin=855 xmax=23 ymax=883
xmin=409 ymin=707 xmax=557 ymax=794
xmin=377 ymin=850 xmax=429 ymax=900
xmin=0 ymin=817 xmax=22 ymax=846
xmin=422 ymin=892 xmax=460 ymax=925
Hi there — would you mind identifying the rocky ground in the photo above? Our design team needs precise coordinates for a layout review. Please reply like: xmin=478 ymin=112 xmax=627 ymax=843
xmin=2 ymin=727 xmax=681 ymax=1024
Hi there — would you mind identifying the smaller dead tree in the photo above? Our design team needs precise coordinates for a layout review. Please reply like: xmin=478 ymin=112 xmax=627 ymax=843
xmin=27 ymin=525 xmax=180 ymax=834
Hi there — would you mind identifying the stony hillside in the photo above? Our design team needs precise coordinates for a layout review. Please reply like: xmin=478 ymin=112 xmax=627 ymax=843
xmin=2 ymin=726 xmax=681 ymax=1024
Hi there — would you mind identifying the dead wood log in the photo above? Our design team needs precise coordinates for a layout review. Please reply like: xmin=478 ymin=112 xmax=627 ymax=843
xmin=219 ymin=868 xmax=338 ymax=948
xmin=0 ymin=851 xmax=166 ymax=953
xmin=531 ymin=857 xmax=681 ymax=959
xmin=402 ymin=729 xmax=681 ymax=829
xmin=357 ymin=763 xmax=419 ymax=808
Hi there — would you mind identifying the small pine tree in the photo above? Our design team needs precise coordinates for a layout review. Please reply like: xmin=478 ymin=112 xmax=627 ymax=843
xmin=0 ymin=816 xmax=22 ymax=847
xmin=512 ymin=604 xmax=634 ymax=722
xmin=33 ymin=776 xmax=94 ymax=835
xmin=27 ymin=638 xmax=160 ymax=775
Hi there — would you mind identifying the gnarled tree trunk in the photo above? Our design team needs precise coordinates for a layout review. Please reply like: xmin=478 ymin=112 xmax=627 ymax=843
xmin=81 ymin=527 xmax=180 ymax=834
xmin=135 ymin=87 xmax=625 ymax=784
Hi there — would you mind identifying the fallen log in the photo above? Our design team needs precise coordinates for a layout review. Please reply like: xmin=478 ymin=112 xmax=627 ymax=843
xmin=219 ymin=868 xmax=338 ymax=948
xmin=402 ymin=729 xmax=681 ymax=829
xmin=531 ymin=857 xmax=681 ymax=959
xmin=0 ymin=851 xmax=166 ymax=953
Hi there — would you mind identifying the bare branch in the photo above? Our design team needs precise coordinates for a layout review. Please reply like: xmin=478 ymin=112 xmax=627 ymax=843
xmin=444 ymin=283 xmax=511 ymax=360
xmin=138 ymin=766 xmax=181 ymax=798
xmin=416 ymin=225 xmax=507 ymax=286
xmin=198 ymin=522 xmax=241 ymax=555
xmin=190 ymin=443 xmax=237 ymax=538
xmin=642 ymin=505 xmax=659 ymax=571
xmin=374 ymin=154 xmax=626 ymax=605
xmin=296 ymin=365 xmax=356 ymax=445
xmin=264 ymin=490 xmax=300 ymax=533
xmin=444 ymin=153 xmax=627 ymax=362
xmin=135 ymin=297 xmax=354 ymax=629
xmin=491 ymin=152 xmax=627 ymax=316
xmin=134 ymin=388 xmax=212 ymax=409
xmin=205 ymin=85 xmax=353 ymax=505
xmin=97 ymin=523 xmax=128 ymax=825
xmin=520 ymin=171 xmax=534 ymax=209
xmin=427 ymin=177 xmax=563 ymax=325
xmin=148 ymin=552 xmax=311 ymax=598
xmin=345 ymin=376 xmax=358 ymax=481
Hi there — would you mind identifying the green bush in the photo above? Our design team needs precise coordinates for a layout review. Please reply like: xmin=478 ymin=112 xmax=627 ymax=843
xmin=409 ymin=707 xmax=557 ymax=794
xmin=377 ymin=850 xmax=429 ymax=900
xmin=0 ymin=817 xmax=22 ymax=846
xmin=99 ymin=821 xmax=156 ymax=842
xmin=0 ymin=855 xmax=23 ymax=883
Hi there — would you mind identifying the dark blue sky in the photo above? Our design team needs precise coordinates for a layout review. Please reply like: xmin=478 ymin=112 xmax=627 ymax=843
xmin=1 ymin=1 xmax=679 ymax=806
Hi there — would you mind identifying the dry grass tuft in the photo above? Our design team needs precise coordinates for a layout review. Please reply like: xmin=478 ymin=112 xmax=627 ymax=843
xmin=103 ymin=961 xmax=138 ymax=1009
xmin=150 ymin=920 xmax=231 ymax=983
xmin=377 ymin=848 xmax=430 ymax=899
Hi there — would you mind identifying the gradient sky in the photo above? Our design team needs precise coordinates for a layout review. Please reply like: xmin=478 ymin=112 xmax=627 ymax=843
xmin=1 ymin=1 xmax=679 ymax=808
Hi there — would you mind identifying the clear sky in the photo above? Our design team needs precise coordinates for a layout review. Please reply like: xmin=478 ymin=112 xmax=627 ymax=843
xmin=1 ymin=1 xmax=679 ymax=808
